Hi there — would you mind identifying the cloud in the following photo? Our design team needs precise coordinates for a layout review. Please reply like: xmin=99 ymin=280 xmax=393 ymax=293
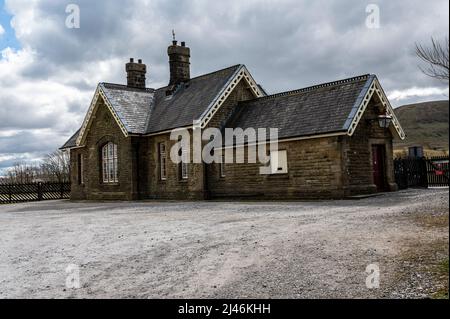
xmin=389 ymin=87 xmax=449 ymax=102
xmin=0 ymin=23 xmax=4 ymax=36
xmin=0 ymin=0 xmax=449 ymax=174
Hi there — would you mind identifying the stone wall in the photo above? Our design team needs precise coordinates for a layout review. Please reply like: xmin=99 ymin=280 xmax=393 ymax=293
xmin=69 ymin=79 xmax=398 ymax=201
xmin=207 ymin=136 xmax=345 ymax=199
xmin=139 ymin=133 xmax=205 ymax=200
xmin=341 ymin=99 xmax=397 ymax=195
xmin=138 ymin=78 xmax=256 ymax=200
xmin=70 ymin=101 xmax=138 ymax=200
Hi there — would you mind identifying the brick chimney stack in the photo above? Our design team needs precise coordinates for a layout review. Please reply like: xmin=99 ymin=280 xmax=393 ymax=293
xmin=168 ymin=40 xmax=190 ymax=85
xmin=126 ymin=58 xmax=146 ymax=89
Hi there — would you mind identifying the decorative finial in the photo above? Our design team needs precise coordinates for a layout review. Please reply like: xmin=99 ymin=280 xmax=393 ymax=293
xmin=172 ymin=29 xmax=176 ymax=41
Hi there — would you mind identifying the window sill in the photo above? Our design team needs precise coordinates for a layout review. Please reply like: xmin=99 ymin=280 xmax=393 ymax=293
xmin=267 ymin=173 xmax=290 ymax=179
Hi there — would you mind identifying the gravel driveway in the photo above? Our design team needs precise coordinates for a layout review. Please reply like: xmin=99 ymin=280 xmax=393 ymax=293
xmin=0 ymin=188 xmax=448 ymax=299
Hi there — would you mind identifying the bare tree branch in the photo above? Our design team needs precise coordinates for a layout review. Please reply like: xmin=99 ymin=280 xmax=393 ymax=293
xmin=415 ymin=36 xmax=449 ymax=82
xmin=1 ymin=150 xmax=70 ymax=184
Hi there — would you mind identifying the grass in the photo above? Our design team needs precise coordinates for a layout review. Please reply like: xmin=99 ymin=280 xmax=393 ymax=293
xmin=432 ymin=258 xmax=449 ymax=299
xmin=394 ymin=100 xmax=449 ymax=153
xmin=394 ymin=205 xmax=449 ymax=299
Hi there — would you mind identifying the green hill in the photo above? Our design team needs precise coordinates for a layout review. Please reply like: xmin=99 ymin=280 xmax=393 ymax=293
xmin=393 ymin=100 xmax=449 ymax=154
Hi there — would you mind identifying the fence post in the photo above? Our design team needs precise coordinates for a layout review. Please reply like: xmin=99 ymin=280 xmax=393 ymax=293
xmin=8 ymin=184 xmax=12 ymax=204
xmin=37 ymin=182 xmax=43 ymax=201
xmin=60 ymin=182 xmax=64 ymax=199
xmin=421 ymin=157 xmax=429 ymax=188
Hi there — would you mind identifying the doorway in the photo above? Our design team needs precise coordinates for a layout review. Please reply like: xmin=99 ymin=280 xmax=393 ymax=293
xmin=372 ymin=144 xmax=386 ymax=192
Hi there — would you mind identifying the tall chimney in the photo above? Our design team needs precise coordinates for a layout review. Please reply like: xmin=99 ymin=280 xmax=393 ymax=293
xmin=168 ymin=40 xmax=190 ymax=85
xmin=126 ymin=58 xmax=147 ymax=89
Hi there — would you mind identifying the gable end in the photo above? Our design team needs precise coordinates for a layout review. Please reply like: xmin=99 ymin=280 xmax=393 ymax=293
xmin=76 ymin=86 xmax=129 ymax=146
xmin=198 ymin=65 xmax=265 ymax=129
xmin=345 ymin=76 xmax=406 ymax=140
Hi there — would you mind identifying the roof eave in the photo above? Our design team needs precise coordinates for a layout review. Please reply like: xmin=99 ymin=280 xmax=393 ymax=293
xmin=197 ymin=65 xmax=265 ymax=129
xmin=75 ymin=84 xmax=130 ymax=147
xmin=344 ymin=75 xmax=406 ymax=140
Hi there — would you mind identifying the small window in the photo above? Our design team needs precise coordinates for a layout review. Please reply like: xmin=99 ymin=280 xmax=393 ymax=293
xmin=159 ymin=142 xmax=167 ymax=180
xmin=220 ymin=153 xmax=226 ymax=178
xmin=270 ymin=150 xmax=288 ymax=174
xmin=180 ymin=147 xmax=188 ymax=180
xmin=77 ymin=153 xmax=84 ymax=185
xmin=102 ymin=142 xmax=118 ymax=183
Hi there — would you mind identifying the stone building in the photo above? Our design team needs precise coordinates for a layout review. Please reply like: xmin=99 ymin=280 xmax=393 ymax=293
xmin=61 ymin=40 xmax=406 ymax=200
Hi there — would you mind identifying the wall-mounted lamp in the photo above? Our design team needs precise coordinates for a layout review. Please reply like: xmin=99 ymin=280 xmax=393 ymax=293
xmin=377 ymin=114 xmax=393 ymax=129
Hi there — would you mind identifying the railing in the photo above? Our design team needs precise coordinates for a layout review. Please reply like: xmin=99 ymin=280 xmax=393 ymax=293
xmin=394 ymin=156 xmax=449 ymax=190
xmin=0 ymin=182 xmax=71 ymax=204
xmin=425 ymin=156 xmax=449 ymax=188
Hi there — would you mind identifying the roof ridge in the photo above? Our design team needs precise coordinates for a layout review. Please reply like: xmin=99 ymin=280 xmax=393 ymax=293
xmin=243 ymin=74 xmax=371 ymax=103
xmin=189 ymin=64 xmax=242 ymax=81
xmin=100 ymin=65 xmax=242 ymax=93
xmin=100 ymin=82 xmax=155 ymax=92
xmin=155 ymin=64 xmax=243 ymax=91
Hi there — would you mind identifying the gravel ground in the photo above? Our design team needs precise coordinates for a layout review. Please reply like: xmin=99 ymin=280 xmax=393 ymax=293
xmin=0 ymin=188 xmax=448 ymax=299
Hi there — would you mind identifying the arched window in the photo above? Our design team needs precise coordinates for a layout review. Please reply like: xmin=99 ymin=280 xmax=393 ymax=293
xmin=102 ymin=142 xmax=118 ymax=183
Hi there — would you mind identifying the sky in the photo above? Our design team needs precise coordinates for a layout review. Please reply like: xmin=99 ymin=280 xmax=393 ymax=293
xmin=0 ymin=0 xmax=449 ymax=175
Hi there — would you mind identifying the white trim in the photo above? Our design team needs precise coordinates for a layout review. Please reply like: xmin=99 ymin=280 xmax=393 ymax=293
xmin=346 ymin=81 xmax=376 ymax=136
xmin=199 ymin=65 xmax=264 ymax=129
xmin=346 ymin=77 xmax=405 ymax=140
xmin=76 ymin=85 xmax=129 ymax=146
xmin=373 ymin=79 xmax=406 ymax=140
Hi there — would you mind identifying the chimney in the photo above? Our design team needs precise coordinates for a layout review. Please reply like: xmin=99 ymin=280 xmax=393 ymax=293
xmin=126 ymin=58 xmax=147 ymax=89
xmin=168 ymin=40 xmax=190 ymax=85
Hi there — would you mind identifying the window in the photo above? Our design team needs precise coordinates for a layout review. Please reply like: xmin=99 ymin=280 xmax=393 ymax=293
xmin=180 ymin=147 xmax=188 ymax=180
xmin=102 ymin=142 xmax=118 ymax=183
xmin=77 ymin=154 xmax=84 ymax=185
xmin=159 ymin=142 xmax=167 ymax=180
xmin=269 ymin=150 xmax=288 ymax=174
xmin=220 ymin=153 xmax=226 ymax=178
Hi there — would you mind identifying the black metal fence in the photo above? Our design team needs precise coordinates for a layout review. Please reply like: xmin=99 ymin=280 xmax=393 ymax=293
xmin=394 ymin=156 xmax=449 ymax=190
xmin=0 ymin=182 xmax=71 ymax=204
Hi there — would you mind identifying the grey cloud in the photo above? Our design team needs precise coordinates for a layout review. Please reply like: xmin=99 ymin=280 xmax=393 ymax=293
xmin=0 ymin=131 xmax=64 ymax=154
xmin=1 ymin=0 xmax=448 ymax=171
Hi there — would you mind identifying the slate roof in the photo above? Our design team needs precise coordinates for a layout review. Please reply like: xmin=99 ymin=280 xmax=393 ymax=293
xmin=61 ymin=68 xmax=384 ymax=150
xmin=100 ymin=83 xmax=155 ymax=134
xmin=146 ymin=64 xmax=242 ymax=133
xmin=225 ymin=74 xmax=374 ymax=143
xmin=61 ymin=128 xmax=80 ymax=149
xmin=61 ymin=64 xmax=242 ymax=149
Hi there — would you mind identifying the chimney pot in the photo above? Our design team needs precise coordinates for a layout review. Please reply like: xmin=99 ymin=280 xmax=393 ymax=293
xmin=126 ymin=58 xmax=147 ymax=89
xmin=172 ymin=40 xmax=178 ymax=46
xmin=168 ymin=41 xmax=190 ymax=86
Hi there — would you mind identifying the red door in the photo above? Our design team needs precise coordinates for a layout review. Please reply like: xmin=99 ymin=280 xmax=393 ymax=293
xmin=372 ymin=145 xmax=386 ymax=192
